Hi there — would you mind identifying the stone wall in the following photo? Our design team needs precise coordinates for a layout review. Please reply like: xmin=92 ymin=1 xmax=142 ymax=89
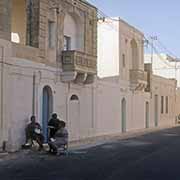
xmin=0 ymin=0 xmax=97 ymax=68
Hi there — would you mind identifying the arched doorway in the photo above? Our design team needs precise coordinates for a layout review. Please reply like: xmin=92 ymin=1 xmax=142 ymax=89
xmin=131 ymin=39 xmax=139 ymax=70
xmin=145 ymin=102 xmax=149 ymax=128
xmin=69 ymin=94 xmax=80 ymax=141
xmin=42 ymin=86 xmax=53 ymax=142
xmin=121 ymin=98 xmax=126 ymax=133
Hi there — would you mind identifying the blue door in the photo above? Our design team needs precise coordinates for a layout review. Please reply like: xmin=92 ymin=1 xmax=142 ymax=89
xmin=42 ymin=86 xmax=53 ymax=142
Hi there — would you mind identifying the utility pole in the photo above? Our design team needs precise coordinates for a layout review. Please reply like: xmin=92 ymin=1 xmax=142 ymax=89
xmin=150 ymin=36 xmax=157 ymax=71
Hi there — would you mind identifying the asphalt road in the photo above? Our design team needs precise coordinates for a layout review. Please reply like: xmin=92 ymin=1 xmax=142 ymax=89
xmin=1 ymin=127 xmax=180 ymax=180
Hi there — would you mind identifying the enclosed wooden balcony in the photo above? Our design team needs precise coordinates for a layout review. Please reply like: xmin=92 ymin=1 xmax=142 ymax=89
xmin=130 ymin=69 xmax=148 ymax=91
xmin=61 ymin=50 xmax=97 ymax=84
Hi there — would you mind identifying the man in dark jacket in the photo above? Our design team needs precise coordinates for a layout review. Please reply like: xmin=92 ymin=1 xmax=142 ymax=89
xmin=48 ymin=113 xmax=62 ymax=139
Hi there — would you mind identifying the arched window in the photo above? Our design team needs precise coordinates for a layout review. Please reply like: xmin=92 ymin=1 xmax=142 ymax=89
xmin=64 ymin=13 xmax=84 ymax=51
xmin=70 ymin=94 xmax=79 ymax=101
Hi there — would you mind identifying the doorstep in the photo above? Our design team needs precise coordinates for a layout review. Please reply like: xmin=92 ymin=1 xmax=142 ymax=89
xmin=0 ymin=150 xmax=8 ymax=159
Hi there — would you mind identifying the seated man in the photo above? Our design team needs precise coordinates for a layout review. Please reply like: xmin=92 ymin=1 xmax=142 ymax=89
xmin=24 ymin=115 xmax=44 ymax=151
xmin=48 ymin=121 xmax=68 ymax=155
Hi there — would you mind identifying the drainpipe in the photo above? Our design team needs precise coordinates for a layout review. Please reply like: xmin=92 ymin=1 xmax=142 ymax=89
xmin=0 ymin=47 xmax=6 ymax=151
xmin=1 ymin=47 xmax=4 ymax=129
xmin=91 ymin=84 xmax=95 ymax=129
xmin=66 ymin=82 xmax=70 ymax=125
xmin=32 ymin=72 xmax=36 ymax=115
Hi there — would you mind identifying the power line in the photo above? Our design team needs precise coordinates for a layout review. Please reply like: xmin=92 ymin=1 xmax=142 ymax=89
xmin=156 ymin=39 xmax=179 ymax=61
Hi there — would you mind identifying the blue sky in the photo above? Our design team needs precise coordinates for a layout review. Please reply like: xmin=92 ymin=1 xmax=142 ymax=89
xmin=88 ymin=0 xmax=180 ymax=57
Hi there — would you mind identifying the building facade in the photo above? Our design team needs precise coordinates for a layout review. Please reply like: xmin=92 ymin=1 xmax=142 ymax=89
xmin=0 ymin=0 xmax=98 ymax=151
xmin=0 ymin=1 xmax=178 ymax=151
xmin=96 ymin=18 xmax=177 ymax=136
xmin=145 ymin=54 xmax=179 ymax=123
xmin=97 ymin=18 xmax=149 ymax=135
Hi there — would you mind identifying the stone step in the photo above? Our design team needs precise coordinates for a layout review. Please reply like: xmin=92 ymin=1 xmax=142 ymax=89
xmin=0 ymin=146 xmax=8 ymax=159
xmin=0 ymin=151 xmax=8 ymax=158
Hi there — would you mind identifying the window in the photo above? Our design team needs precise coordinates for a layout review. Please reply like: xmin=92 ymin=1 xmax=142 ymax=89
xmin=48 ymin=21 xmax=55 ymax=48
xmin=122 ymin=54 xmax=126 ymax=68
xmin=166 ymin=96 xmax=168 ymax=114
xmin=161 ymin=96 xmax=164 ymax=114
xmin=70 ymin=95 xmax=79 ymax=101
xmin=64 ymin=36 xmax=71 ymax=50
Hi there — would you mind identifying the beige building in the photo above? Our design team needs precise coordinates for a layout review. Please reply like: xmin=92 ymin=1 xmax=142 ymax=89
xmin=96 ymin=18 xmax=177 ymax=136
xmin=145 ymin=54 xmax=179 ymax=122
xmin=145 ymin=64 xmax=176 ymax=127
xmin=0 ymin=0 xmax=98 ymax=151
xmin=0 ymin=1 xmax=178 ymax=152
xmin=97 ymin=18 xmax=149 ymax=135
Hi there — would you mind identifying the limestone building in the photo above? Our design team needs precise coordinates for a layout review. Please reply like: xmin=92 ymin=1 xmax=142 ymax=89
xmin=0 ymin=1 xmax=178 ymax=151
xmin=96 ymin=18 xmax=177 ymax=135
xmin=0 ymin=0 xmax=97 ymax=151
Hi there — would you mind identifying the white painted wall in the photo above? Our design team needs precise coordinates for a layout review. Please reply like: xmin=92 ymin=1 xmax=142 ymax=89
xmin=98 ymin=18 xmax=145 ymax=79
xmin=95 ymin=78 xmax=151 ymax=136
xmin=98 ymin=19 xmax=119 ymax=78
xmin=1 ymin=53 xmax=96 ymax=150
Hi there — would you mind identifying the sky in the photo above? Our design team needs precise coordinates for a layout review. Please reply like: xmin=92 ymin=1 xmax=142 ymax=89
xmin=88 ymin=0 xmax=180 ymax=57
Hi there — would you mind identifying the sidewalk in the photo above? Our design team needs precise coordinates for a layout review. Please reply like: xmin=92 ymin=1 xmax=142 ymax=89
xmin=0 ymin=124 xmax=179 ymax=160
xmin=69 ymin=124 xmax=180 ymax=150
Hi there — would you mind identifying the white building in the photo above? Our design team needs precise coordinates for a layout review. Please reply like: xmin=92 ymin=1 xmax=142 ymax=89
xmin=145 ymin=54 xmax=180 ymax=86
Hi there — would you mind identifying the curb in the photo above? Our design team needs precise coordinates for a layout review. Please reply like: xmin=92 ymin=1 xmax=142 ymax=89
xmin=69 ymin=124 xmax=180 ymax=150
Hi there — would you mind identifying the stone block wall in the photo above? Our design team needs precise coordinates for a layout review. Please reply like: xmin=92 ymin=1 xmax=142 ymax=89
xmin=41 ymin=0 xmax=97 ymax=66
xmin=0 ymin=0 xmax=97 ymax=70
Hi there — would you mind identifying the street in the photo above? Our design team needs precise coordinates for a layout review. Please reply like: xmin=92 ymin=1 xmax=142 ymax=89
xmin=1 ymin=127 xmax=180 ymax=180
